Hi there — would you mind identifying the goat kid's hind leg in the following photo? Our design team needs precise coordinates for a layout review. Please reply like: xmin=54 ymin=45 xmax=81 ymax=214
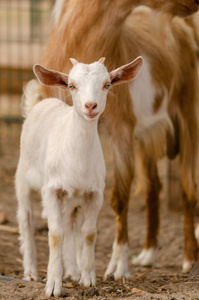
xmin=62 ymin=200 xmax=83 ymax=281
xmin=15 ymin=166 xmax=38 ymax=281
xmin=43 ymin=188 xmax=63 ymax=297
xmin=132 ymin=158 xmax=161 ymax=267
xmin=79 ymin=191 xmax=103 ymax=287
xmin=104 ymin=152 xmax=133 ymax=280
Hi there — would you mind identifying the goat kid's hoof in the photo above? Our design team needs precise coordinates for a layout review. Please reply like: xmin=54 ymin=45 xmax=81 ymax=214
xmin=104 ymin=272 xmax=115 ymax=281
xmin=64 ymin=270 xmax=80 ymax=282
xmin=114 ymin=270 xmax=131 ymax=281
xmin=23 ymin=272 xmax=38 ymax=281
xmin=45 ymin=278 xmax=62 ymax=297
xmin=104 ymin=270 xmax=131 ymax=281
xmin=79 ymin=270 xmax=96 ymax=287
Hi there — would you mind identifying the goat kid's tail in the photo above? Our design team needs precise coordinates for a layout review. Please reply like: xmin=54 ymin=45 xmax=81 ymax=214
xmin=21 ymin=79 xmax=42 ymax=118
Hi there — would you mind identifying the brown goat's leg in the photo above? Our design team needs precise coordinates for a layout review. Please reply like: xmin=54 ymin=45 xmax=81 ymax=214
xmin=112 ymin=173 xmax=131 ymax=245
xmin=182 ymin=191 xmax=198 ymax=272
xmin=145 ymin=159 xmax=161 ymax=249
xmin=132 ymin=158 xmax=161 ymax=266
xmin=104 ymin=148 xmax=133 ymax=280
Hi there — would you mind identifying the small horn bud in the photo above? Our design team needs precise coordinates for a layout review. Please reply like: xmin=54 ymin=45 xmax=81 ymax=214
xmin=98 ymin=57 xmax=106 ymax=64
xmin=70 ymin=58 xmax=79 ymax=66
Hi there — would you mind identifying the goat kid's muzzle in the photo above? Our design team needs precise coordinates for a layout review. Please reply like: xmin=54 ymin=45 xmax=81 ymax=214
xmin=84 ymin=112 xmax=99 ymax=119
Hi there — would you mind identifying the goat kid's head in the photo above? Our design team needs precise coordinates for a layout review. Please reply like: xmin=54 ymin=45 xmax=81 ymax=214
xmin=33 ymin=57 xmax=143 ymax=121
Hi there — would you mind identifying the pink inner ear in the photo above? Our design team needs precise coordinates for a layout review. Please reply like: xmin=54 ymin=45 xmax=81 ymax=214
xmin=34 ymin=65 xmax=68 ymax=87
xmin=121 ymin=65 xmax=138 ymax=81
xmin=110 ymin=57 xmax=143 ymax=85
xmin=110 ymin=69 xmax=124 ymax=84
xmin=50 ymin=73 xmax=67 ymax=86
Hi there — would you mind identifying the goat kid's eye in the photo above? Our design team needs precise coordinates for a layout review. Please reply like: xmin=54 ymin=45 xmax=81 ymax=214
xmin=68 ymin=84 xmax=75 ymax=90
xmin=103 ymin=82 xmax=111 ymax=89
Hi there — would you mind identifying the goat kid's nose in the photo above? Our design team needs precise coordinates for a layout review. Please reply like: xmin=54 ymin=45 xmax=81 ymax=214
xmin=85 ymin=102 xmax=97 ymax=112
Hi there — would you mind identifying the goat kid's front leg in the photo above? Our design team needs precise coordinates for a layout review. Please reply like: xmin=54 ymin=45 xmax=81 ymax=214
xmin=79 ymin=191 xmax=103 ymax=287
xmin=62 ymin=200 xmax=83 ymax=281
xmin=43 ymin=188 xmax=63 ymax=297
xmin=104 ymin=150 xmax=133 ymax=280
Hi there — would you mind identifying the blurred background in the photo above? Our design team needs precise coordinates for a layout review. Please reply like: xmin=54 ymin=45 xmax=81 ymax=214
xmin=0 ymin=0 xmax=55 ymax=229
xmin=0 ymin=1 xmax=54 ymax=213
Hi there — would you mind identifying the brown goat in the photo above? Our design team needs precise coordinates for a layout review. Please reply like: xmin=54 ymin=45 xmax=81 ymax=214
xmin=39 ymin=0 xmax=199 ymax=279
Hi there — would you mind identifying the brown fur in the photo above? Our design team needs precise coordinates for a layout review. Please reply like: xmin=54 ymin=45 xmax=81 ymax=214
xmin=40 ymin=0 xmax=199 ymax=268
xmin=85 ymin=233 xmax=96 ymax=244
xmin=153 ymin=92 xmax=165 ymax=113
xmin=56 ymin=189 xmax=67 ymax=200
xmin=182 ymin=192 xmax=199 ymax=262
xmin=71 ymin=206 xmax=81 ymax=219
xmin=144 ymin=158 xmax=162 ymax=249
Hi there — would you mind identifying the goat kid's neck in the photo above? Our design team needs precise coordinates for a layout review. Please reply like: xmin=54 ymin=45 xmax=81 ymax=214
xmin=70 ymin=108 xmax=99 ymax=142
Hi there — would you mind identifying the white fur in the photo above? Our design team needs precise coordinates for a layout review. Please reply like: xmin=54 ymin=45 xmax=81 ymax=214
xmin=132 ymin=248 xmax=156 ymax=266
xmin=16 ymin=61 xmax=108 ymax=297
xmin=104 ymin=241 xmax=131 ymax=280
xmin=130 ymin=56 xmax=156 ymax=122
xmin=195 ymin=223 xmax=199 ymax=240
xmin=21 ymin=79 xmax=41 ymax=118
xmin=62 ymin=199 xmax=82 ymax=281
xmin=130 ymin=56 xmax=169 ymax=123
xmin=16 ymin=58 xmax=143 ymax=296
xmin=182 ymin=260 xmax=194 ymax=273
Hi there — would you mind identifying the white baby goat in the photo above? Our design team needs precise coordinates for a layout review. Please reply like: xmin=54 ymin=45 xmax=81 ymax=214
xmin=15 ymin=57 xmax=143 ymax=297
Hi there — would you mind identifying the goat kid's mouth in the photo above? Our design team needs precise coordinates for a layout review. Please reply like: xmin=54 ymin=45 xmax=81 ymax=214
xmin=84 ymin=112 xmax=99 ymax=119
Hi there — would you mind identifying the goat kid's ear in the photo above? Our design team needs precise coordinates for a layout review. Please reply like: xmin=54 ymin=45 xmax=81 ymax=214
xmin=33 ymin=64 xmax=68 ymax=88
xmin=110 ymin=56 xmax=143 ymax=86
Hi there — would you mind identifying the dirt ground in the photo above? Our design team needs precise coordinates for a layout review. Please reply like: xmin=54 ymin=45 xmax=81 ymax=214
xmin=0 ymin=122 xmax=199 ymax=300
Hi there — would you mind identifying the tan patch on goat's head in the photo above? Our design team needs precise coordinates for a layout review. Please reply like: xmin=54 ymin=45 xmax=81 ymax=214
xmin=51 ymin=234 xmax=62 ymax=248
